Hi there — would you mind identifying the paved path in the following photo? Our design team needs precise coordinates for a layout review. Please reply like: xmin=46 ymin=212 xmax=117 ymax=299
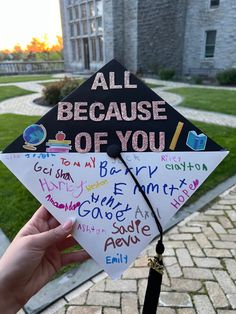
xmin=35 ymin=184 xmax=236 ymax=314
xmin=0 ymin=78 xmax=236 ymax=127
xmin=0 ymin=81 xmax=52 ymax=116
xmin=150 ymin=82 xmax=236 ymax=129
xmin=173 ymin=107 xmax=236 ymax=128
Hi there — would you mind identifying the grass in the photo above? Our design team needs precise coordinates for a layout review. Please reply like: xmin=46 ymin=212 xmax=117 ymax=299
xmin=0 ymin=114 xmax=235 ymax=240
xmin=0 ymin=85 xmax=34 ymax=101
xmin=0 ymin=75 xmax=54 ymax=84
xmin=0 ymin=114 xmax=41 ymax=240
xmin=0 ymin=113 xmax=81 ymax=277
xmin=184 ymin=120 xmax=235 ymax=205
xmin=0 ymin=115 xmax=81 ymax=278
xmin=167 ymin=87 xmax=236 ymax=115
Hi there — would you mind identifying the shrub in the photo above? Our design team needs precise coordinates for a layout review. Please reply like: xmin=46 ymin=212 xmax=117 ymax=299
xmin=193 ymin=76 xmax=203 ymax=85
xmin=60 ymin=79 xmax=79 ymax=99
xmin=159 ymin=68 xmax=175 ymax=81
xmin=216 ymin=68 xmax=236 ymax=85
xmin=43 ymin=82 xmax=62 ymax=105
xmin=42 ymin=77 xmax=81 ymax=106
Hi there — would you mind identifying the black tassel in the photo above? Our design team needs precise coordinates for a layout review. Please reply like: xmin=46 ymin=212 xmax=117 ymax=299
xmin=143 ymin=240 xmax=165 ymax=314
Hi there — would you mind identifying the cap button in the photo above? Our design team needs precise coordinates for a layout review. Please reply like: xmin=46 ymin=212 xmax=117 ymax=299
xmin=107 ymin=144 xmax=121 ymax=158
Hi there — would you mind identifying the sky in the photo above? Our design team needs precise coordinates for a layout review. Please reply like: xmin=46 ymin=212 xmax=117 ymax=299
xmin=0 ymin=0 xmax=62 ymax=50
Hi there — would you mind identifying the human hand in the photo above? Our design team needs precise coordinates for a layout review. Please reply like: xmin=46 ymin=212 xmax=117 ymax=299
xmin=0 ymin=205 xmax=90 ymax=313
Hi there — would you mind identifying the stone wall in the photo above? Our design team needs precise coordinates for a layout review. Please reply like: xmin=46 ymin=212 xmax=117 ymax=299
xmin=0 ymin=61 xmax=64 ymax=74
xmin=137 ymin=0 xmax=187 ymax=75
xmin=183 ymin=0 xmax=236 ymax=76
xmin=103 ymin=0 xmax=115 ymax=64
xmin=122 ymin=0 xmax=138 ymax=72
xmin=59 ymin=0 xmax=71 ymax=72
xmin=104 ymin=0 xmax=138 ymax=72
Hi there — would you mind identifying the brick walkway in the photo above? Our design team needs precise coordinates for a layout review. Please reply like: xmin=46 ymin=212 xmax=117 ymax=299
xmin=37 ymin=185 xmax=236 ymax=314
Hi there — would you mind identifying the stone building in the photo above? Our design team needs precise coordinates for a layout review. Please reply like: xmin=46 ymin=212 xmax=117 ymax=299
xmin=59 ymin=0 xmax=236 ymax=76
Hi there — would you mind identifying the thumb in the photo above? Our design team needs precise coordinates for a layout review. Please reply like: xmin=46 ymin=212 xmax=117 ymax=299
xmin=34 ymin=219 xmax=76 ymax=249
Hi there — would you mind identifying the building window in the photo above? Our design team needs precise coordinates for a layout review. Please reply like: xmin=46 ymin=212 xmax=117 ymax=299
xmin=71 ymin=40 xmax=76 ymax=61
xmin=70 ymin=24 xmax=74 ymax=37
xmin=74 ymin=5 xmax=79 ymax=19
xmin=82 ymin=20 xmax=88 ymax=34
xmin=96 ymin=0 xmax=103 ymax=16
xmin=210 ymin=0 xmax=220 ymax=7
xmin=77 ymin=39 xmax=82 ymax=60
xmin=205 ymin=30 xmax=217 ymax=58
xmin=67 ymin=0 xmax=104 ymax=65
xmin=89 ymin=1 xmax=95 ymax=17
xmin=68 ymin=7 xmax=73 ymax=21
xmin=91 ymin=37 xmax=97 ymax=61
xmin=97 ymin=17 xmax=103 ymax=33
xmin=76 ymin=22 xmax=81 ymax=36
xmin=90 ymin=19 xmax=96 ymax=34
xmin=98 ymin=36 xmax=103 ymax=61
xmin=81 ymin=3 xmax=87 ymax=18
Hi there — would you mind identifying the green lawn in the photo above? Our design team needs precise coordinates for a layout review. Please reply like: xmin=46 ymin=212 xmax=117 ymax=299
xmin=0 ymin=114 xmax=235 ymax=240
xmin=0 ymin=85 xmax=34 ymax=101
xmin=167 ymin=87 xmax=236 ymax=115
xmin=185 ymin=120 xmax=234 ymax=204
xmin=0 ymin=114 xmax=40 ymax=240
xmin=0 ymin=114 xmax=80 ymax=275
xmin=0 ymin=75 xmax=54 ymax=84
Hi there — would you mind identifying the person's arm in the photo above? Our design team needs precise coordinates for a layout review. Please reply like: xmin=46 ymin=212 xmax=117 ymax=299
xmin=0 ymin=282 xmax=20 ymax=314
xmin=0 ymin=206 xmax=90 ymax=312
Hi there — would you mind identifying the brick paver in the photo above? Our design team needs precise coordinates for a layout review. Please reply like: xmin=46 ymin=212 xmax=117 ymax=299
xmin=35 ymin=185 xmax=236 ymax=314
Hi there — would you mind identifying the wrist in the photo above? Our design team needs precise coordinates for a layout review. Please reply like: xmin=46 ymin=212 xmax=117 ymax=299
xmin=0 ymin=267 xmax=21 ymax=314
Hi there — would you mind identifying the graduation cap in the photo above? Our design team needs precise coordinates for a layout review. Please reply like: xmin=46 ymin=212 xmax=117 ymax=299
xmin=0 ymin=60 xmax=228 ymax=313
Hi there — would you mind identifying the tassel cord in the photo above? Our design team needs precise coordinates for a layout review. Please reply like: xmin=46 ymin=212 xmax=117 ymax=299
xmin=118 ymin=154 xmax=163 ymax=242
xmin=106 ymin=145 xmax=165 ymax=313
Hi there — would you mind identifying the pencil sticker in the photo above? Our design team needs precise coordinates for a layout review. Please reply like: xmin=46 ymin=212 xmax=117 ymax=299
xmin=169 ymin=122 xmax=184 ymax=150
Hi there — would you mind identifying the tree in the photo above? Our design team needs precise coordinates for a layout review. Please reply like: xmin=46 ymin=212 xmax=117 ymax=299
xmin=49 ymin=35 xmax=63 ymax=60
xmin=51 ymin=35 xmax=63 ymax=52
xmin=0 ymin=49 xmax=11 ymax=61
xmin=26 ymin=37 xmax=46 ymax=53
xmin=0 ymin=34 xmax=64 ymax=61
xmin=12 ymin=43 xmax=24 ymax=60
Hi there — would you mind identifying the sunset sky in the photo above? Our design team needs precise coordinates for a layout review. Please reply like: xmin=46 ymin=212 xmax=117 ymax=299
xmin=0 ymin=0 xmax=62 ymax=51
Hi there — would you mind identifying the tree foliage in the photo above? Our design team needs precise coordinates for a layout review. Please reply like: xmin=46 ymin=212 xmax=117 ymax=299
xmin=0 ymin=35 xmax=63 ymax=61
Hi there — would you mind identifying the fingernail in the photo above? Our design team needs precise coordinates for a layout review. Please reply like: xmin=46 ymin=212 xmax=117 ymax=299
xmin=63 ymin=217 xmax=76 ymax=231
